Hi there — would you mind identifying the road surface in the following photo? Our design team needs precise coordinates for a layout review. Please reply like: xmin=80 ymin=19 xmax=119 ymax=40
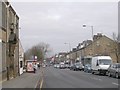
xmin=41 ymin=66 xmax=119 ymax=88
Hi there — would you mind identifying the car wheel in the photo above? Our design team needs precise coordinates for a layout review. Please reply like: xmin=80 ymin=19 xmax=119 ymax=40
xmin=103 ymin=72 xmax=106 ymax=76
xmin=115 ymin=73 xmax=119 ymax=79
xmin=92 ymin=71 xmax=94 ymax=74
xmin=108 ymin=72 xmax=111 ymax=77
xmin=99 ymin=72 xmax=101 ymax=75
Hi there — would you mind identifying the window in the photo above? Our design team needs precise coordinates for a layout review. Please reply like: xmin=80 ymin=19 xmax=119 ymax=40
xmin=2 ymin=2 xmax=7 ymax=29
xmin=20 ymin=61 xmax=23 ymax=68
xmin=99 ymin=59 xmax=111 ymax=65
xmin=111 ymin=64 xmax=114 ymax=68
xmin=116 ymin=64 xmax=120 ymax=68
xmin=112 ymin=64 xmax=115 ymax=68
xmin=2 ymin=42 xmax=6 ymax=71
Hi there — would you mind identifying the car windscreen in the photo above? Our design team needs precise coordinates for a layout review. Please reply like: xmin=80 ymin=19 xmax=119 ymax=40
xmin=117 ymin=64 xmax=120 ymax=68
xmin=99 ymin=59 xmax=111 ymax=65
xmin=75 ymin=63 xmax=80 ymax=65
xmin=86 ymin=64 xmax=91 ymax=67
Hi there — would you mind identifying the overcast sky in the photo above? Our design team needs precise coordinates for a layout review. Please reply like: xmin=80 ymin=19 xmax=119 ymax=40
xmin=10 ymin=0 xmax=118 ymax=56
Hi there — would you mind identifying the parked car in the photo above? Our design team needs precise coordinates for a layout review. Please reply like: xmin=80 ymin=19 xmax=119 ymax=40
xmin=57 ymin=62 xmax=65 ymax=69
xmin=107 ymin=63 xmax=120 ymax=79
xmin=54 ymin=64 xmax=57 ymax=68
xmin=84 ymin=64 xmax=92 ymax=73
xmin=64 ymin=60 xmax=70 ymax=68
xmin=75 ymin=63 xmax=83 ymax=71
xmin=56 ymin=64 xmax=60 ymax=69
xmin=59 ymin=63 xmax=65 ymax=69
xmin=43 ymin=64 xmax=46 ymax=68
xmin=70 ymin=64 xmax=76 ymax=71
xmin=65 ymin=64 xmax=70 ymax=68
xmin=70 ymin=64 xmax=74 ymax=70
xmin=69 ymin=63 xmax=83 ymax=71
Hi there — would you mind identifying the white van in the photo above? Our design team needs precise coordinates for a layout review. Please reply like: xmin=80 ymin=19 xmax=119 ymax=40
xmin=91 ymin=56 xmax=112 ymax=75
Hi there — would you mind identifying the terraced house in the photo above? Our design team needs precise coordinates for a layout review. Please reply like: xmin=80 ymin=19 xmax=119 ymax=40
xmin=67 ymin=33 xmax=120 ymax=64
xmin=0 ymin=1 xmax=19 ymax=82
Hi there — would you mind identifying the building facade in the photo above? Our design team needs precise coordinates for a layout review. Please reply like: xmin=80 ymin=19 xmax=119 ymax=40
xmin=7 ymin=2 xmax=19 ymax=80
xmin=0 ymin=1 xmax=19 ymax=82
xmin=67 ymin=33 xmax=119 ymax=64
xmin=19 ymin=40 xmax=24 ymax=75
xmin=118 ymin=1 xmax=120 ymax=63
xmin=0 ymin=1 xmax=7 ymax=82
xmin=84 ymin=34 xmax=119 ymax=63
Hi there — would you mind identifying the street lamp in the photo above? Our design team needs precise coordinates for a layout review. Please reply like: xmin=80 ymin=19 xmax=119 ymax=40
xmin=83 ymin=24 xmax=94 ymax=55
xmin=64 ymin=42 xmax=71 ymax=52
xmin=83 ymin=24 xmax=94 ymax=40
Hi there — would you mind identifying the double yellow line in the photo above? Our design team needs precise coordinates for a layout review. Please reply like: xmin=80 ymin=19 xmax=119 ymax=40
xmin=40 ymin=78 xmax=43 ymax=89
xmin=40 ymin=68 xmax=44 ymax=90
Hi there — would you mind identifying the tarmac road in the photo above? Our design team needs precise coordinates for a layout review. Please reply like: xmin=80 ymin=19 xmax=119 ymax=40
xmin=41 ymin=66 xmax=119 ymax=88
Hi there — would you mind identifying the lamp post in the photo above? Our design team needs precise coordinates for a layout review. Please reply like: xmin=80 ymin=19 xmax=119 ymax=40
xmin=64 ymin=42 xmax=71 ymax=52
xmin=83 ymin=24 xmax=94 ymax=56
xmin=83 ymin=24 xmax=94 ymax=40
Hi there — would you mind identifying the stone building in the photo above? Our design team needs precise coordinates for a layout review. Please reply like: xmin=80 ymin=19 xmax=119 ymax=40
xmin=0 ymin=1 xmax=19 ymax=82
xmin=118 ymin=1 xmax=120 ymax=63
xmin=19 ymin=40 xmax=24 ymax=75
xmin=7 ymin=3 xmax=19 ymax=79
xmin=67 ymin=33 xmax=119 ymax=63
xmin=0 ymin=1 xmax=8 ymax=82
xmin=58 ymin=52 xmax=66 ymax=62
xmin=84 ymin=34 xmax=119 ymax=63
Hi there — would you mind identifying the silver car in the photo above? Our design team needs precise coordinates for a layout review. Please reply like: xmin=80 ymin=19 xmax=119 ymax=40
xmin=108 ymin=63 xmax=120 ymax=79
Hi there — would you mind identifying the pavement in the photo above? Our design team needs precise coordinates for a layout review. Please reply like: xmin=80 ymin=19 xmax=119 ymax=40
xmin=2 ymin=68 xmax=42 ymax=89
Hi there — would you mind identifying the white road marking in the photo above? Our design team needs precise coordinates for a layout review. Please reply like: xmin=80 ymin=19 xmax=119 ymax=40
xmin=98 ymin=78 xmax=102 ymax=81
xmin=91 ymin=77 xmax=102 ymax=81
xmin=112 ymin=82 xmax=119 ymax=86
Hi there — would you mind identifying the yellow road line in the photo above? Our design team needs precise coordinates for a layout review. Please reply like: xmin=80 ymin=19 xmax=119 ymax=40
xmin=40 ymin=67 xmax=44 ymax=90
xmin=40 ymin=78 xmax=43 ymax=90
xmin=35 ymin=77 xmax=41 ymax=88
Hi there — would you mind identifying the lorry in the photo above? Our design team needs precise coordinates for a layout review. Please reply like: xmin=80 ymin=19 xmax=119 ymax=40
xmin=26 ymin=60 xmax=38 ymax=73
xmin=91 ymin=56 xmax=112 ymax=75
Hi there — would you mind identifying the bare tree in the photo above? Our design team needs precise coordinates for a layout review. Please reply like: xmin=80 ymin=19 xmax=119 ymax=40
xmin=112 ymin=32 xmax=120 ymax=63
xmin=25 ymin=42 xmax=51 ymax=62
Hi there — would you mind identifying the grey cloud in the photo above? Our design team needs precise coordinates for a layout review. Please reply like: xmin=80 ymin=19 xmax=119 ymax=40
xmin=12 ymin=2 xmax=118 ymax=54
